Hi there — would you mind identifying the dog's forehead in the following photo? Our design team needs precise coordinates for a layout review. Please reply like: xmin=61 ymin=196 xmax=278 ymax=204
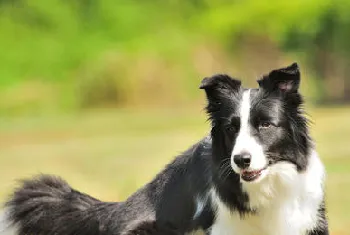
xmin=239 ymin=88 xmax=259 ymax=100
xmin=234 ymin=87 xmax=272 ymax=112
xmin=223 ymin=87 xmax=268 ymax=118
xmin=237 ymin=87 xmax=281 ymax=114
xmin=248 ymin=88 xmax=259 ymax=96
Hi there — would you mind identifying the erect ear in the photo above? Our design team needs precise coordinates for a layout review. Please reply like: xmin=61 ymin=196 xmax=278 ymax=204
xmin=258 ymin=63 xmax=300 ymax=93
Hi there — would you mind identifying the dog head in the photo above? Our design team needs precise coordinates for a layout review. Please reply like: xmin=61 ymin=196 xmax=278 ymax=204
xmin=201 ymin=63 xmax=310 ymax=186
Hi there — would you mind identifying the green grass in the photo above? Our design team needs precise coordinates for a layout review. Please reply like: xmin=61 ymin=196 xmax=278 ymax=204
xmin=0 ymin=106 xmax=349 ymax=234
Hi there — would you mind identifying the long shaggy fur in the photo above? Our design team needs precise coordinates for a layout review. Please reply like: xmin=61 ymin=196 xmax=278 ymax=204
xmin=5 ymin=175 xmax=113 ymax=235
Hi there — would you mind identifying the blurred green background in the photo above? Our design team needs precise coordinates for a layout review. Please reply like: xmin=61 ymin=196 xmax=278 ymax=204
xmin=0 ymin=0 xmax=349 ymax=234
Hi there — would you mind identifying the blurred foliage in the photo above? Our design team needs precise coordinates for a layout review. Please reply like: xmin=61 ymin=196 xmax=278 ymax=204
xmin=1 ymin=0 xmax=350 ymax=114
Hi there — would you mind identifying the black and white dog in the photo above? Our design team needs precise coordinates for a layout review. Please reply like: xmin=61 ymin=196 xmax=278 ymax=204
xmin=0 ymin=63 xmax=328 ymax=235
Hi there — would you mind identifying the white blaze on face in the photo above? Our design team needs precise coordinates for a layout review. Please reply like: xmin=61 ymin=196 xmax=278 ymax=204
xmin=231 ymin=89 xmax=267 ymax=173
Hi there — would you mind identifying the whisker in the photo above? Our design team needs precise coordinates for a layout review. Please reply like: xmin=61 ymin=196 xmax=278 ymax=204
xmin=219 ymin=157 xmax=231 ymax=165
xmin=218 ymin=159 xmax=233 ymax=180
xmin=222 ymin=167 xmax=233 ymax=181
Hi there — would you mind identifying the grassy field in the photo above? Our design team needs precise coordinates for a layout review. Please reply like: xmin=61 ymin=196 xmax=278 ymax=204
xmin=0 ymin=106 xmax=349 ymax=234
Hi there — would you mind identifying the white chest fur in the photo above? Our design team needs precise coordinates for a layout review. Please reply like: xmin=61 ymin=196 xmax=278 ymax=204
xmin=209 ymin=151 xmax=325 ymax=235
xmin=210 ymin=197 xmax=308 ymax=235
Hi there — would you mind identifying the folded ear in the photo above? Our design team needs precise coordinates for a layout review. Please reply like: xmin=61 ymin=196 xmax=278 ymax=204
xmin=200 ymin=74 xmax=241 ymax=118
xmin=200 ymin=74 xmax=241 ymax=100
xmin=258 ymin=63 xmax=300 ymax=93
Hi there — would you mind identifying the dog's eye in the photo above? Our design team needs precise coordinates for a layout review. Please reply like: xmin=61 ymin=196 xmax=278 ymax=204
xmin=259 ymin=122 xmax=272 ymax=129
xmin=226 ymin=126 xmax=236 ymax=133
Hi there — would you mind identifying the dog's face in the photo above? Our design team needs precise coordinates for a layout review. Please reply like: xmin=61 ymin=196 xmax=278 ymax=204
xmin=201 ymin=63 xmax=310 ymax=185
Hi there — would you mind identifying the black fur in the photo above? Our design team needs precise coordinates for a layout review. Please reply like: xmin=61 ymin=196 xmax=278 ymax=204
xmin=307 ymin=202 xmax=329 ymax=235
xmin=6 ymin=175 xmax=118 ymax=235
xmin=2 ymin=63 xmax=328 ymax=235
xmin=4 ymin=139 xmax=215 ymax=235
xmin=123 ymin=221 xmax=182 ymax=235
xmin=257 ymin=63 xmax=311 ymax=170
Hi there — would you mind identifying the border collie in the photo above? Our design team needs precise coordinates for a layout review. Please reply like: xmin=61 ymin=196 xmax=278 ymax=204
xmin=0 ymin=63 xmax=328 ymax=235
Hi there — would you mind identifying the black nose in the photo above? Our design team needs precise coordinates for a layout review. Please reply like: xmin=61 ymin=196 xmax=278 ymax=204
xmin=233 ymin=154 xmax=251 ymax=169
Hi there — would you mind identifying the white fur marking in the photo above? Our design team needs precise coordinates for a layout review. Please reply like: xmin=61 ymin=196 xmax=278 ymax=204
xmin=193 ymin=196 xmax=206 ymax=220
xmin=231 ymin=89 xmax=267 ymax=174
xmin=189 ymin=195 xmax=209 ymax=235
xmin=193 ymin=192 xmax=211 ymax=220
xmin=0 ymin=208 xmax=18 ymax=235
xmin=240 ymin=89 xmax=251 ymax=133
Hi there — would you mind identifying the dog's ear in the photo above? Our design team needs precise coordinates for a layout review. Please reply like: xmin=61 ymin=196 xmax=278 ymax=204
xmin=258 ymin=63 xmax=300 ymax=93
xmin=200 ymin=74 xmax=241 ymax=102
xmin=200 ymin=74 xmax=241 ymax=120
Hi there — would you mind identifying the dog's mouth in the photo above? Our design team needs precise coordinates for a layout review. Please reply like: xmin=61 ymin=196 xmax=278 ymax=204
xmin=241 ymin=167 xmax=267 ymax=182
